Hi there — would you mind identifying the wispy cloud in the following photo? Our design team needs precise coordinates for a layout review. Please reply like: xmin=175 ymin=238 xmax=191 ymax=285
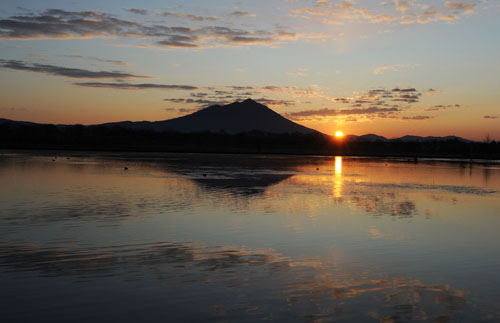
xmin=64 ymin=55 xmax=130 ymax=66
xmin=483 ymin=115 xmax=498 ymax=119
xmin=122 ymin=8 xmax=148 ymax=15
xmin=74 ymin=82 xmax=198 ymax=90
xmin=0 ymin=59 xmax=145 ymax=78
xmin=401 ymin=115 xmax=433 ymax=120
xmin=287 ymin=106 xmax=401 ymax=119
xmin=159 ymin=11 xmax=218 ymax=21
xmin=424 ymin=104 xmax=460 ymax=111
xmin=0 ymin=9 xmax=317 ymax=49
xmin=290 ymin=0 xmax=480 ymax=25
xmin=229 ymin=11 xmax=256 ymax=18
xmin=444 ymin=1 xmax=476 ymax=14
xmin=373 ymin=64 xmax=420 ymax=75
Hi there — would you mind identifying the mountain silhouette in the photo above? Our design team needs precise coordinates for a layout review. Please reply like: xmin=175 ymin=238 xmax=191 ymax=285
xmin=346 ymin=133 xmax=473 ymax=143
xmin=101 ymin=99 xmax=318 ymax=135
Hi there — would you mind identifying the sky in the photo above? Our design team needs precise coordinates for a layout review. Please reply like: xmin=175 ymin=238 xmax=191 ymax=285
xmin=0 ymin=0 xmax=499 ymax=140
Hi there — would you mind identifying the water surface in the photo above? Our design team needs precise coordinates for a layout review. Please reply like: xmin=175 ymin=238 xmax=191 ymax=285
xmin=1 ymin=152 xmax=500 ymax=322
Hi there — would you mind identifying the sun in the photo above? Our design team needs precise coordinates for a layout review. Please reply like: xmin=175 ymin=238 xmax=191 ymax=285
xmin=335 ymin=131 xmax=344 ymax=138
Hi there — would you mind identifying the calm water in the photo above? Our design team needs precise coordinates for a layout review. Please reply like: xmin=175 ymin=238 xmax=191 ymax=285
xmin=1 ymin=151 xmax=500 ymax=322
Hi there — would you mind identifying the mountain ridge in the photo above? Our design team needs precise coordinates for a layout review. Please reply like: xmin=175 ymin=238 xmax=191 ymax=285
xmin=0 ymin=99 xmax=476 ymax=142
xmin=99 ymin=99 xmax=318 ymax=135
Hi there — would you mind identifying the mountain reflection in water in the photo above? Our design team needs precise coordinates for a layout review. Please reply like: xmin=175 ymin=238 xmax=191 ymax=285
xmin=1 ymin=152 xmax=499 ymax=322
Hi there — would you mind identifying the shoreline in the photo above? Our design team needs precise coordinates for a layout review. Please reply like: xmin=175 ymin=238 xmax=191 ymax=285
xmin=2 ymin=147 xmax=499 ymax=164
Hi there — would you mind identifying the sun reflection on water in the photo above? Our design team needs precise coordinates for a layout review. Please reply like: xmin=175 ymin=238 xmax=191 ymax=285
xmin=333 ymin=156 xmax=342 ymax=198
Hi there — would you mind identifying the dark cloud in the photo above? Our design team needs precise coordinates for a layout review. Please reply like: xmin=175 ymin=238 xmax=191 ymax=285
xmin=254 ymin=98 xmax=295 ymax=106
xmin=64 ymin=55 xmax=130 ymax=66
xmin=229 ymin=11 xmax=256 ymax=18
xmin=190 ymin=92 xmax=208 ymax=98
xmin=74 ymin=82 xmax=198 ymax=90
xmin=444 ymin=2 xmax=476 ymax=14
xmin=0 ymin=9 xmax=296 ymax=48
xmin=392 ymin=93 xmax=420 ymax=103
xmin=164 ymin=96 xmax=294 ymax=108
xmin=164 ymin=98 xmax=222 ymax=105
xmin=0 ymin=59 xmax=144 ymax=78
xmin=392 ymin=87 xmax=416 ymax=92
xmin=0 ymin=9 xmax=139 ymax=39
xmin=159 ymin=11 xmax=218 ymax=21
xmin=228 ymin=86 xmax=255 ymax=90
xmin=157 ymin=35 xmax=200 ymax=48
xmin=483 ymin=115 xmax=498 ymax=119
xmin=287 ymin=106 xmax=400 ymax=119
xmin=424 ymin=104 xmax=460 ymax=111
xmin=122 ymin=8 xmax=148 ymax=15
xmin=261 ymin=85 xmax=287 ymax=92
xmin=165 ymin=106 xmax=200 ymax=114
xmin=401 ymin=115 xmax=433 ymax=120
xmin=333 ymin=97 xmax=350 ymax=103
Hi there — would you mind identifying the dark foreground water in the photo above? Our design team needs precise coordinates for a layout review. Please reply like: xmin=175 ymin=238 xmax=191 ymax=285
xmin=1 ymin=151 xmax=500 ymax=322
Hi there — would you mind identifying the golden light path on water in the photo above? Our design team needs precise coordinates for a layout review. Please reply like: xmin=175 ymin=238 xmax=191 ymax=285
xmin=334 ymin=156 xmax=342 ymax=198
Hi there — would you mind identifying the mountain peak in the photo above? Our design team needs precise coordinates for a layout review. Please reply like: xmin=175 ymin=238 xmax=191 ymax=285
xmin=150 ymin=99 xmax=318 ymax=134
xmin=242 ymin=98 xmax=257 ymax=104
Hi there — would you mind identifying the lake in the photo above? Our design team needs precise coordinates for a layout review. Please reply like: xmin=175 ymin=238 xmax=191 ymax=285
xmin=1 ymin=151 xmax=500 ymax=322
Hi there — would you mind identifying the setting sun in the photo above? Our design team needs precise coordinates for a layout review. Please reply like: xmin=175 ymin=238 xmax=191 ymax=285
xmin=335 ymin=131 xmax=344 ymax=138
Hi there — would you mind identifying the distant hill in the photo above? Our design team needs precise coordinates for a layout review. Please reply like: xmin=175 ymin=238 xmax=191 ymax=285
xmin=346 ymin=133 xmax=474 ymax=143
xmin=345 ymin=134 xmax=389 ymax=142
xmin=100 ymin=99 xmax=318 ymax=135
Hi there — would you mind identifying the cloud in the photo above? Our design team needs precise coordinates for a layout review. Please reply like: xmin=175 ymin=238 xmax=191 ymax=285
xmin=392 ymin=93 xmax=420 ymax=103
xmin=229 ymin=11 xmax=256 ymax=18
xmin=444 ymin=1 xmax=476 ymax=14
xmin=122 ymin=8 xmax=148 ymax=15
xmin=254 ymin=98 xmax=295 ymax=106
xmin=392 ymin=87 xmax=416 ymax=92
xmin=159 ymin=11 xmax=218 ymax=21
xmin=401 ymin=115 xmax=433 ymax=120
xmin=74 ymin=82 xmax=198 ymax=90
xmin=292 ymin=8 xmax=330 ymax=16
xmin=373 ymin=64 xmax=420 ymax=75
xmin=0 ymin=9 xmax=139 ymax=40
xmin=0 ymin=59 xmax=145 ymax=78
xmin=287 ymin=106 xmax=400 ymax=119
xmin=394 ymin=0 xmax=416 ymax=13
xmin=290 ymin=0 xmax=481 ymax=26
xmin=0 ymin=9 xmax=312 ymax=49
xmin=157 ymin=35 xmax=201 ymax=48
xmin=64 ymin=55 xmax=130 ymax=66
xmin=483 ymin=115 xmax=498 ymax=119
xmin=424 ymin=104 xmax=460 ymax=111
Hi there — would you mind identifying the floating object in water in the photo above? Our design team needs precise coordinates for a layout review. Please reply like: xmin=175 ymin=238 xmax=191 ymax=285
xmin=202 ymin=174 xmax=207 ymax=177
xmin=316 ymin=168 xmax=319 ymax=171
xmin=124 ymin=167 xmax=128 ymax=170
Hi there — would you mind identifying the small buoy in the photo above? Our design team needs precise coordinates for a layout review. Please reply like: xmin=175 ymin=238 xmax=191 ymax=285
xmin=124 ymin=167 xmax=128 ymax=170
xmin=316 ymin=168 xmax=319 ymax=171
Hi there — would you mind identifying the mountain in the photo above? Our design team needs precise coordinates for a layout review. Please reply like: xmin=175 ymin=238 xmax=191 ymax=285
xmin=345 ymin=134 xmax=389 ymax=142
xmin=101 ymin=99 xmax=318 ymax=135
xmin=395 ymin=135 xmax=474 ymax=143
xmin=346 ymin=133 xmax=474 ymax=143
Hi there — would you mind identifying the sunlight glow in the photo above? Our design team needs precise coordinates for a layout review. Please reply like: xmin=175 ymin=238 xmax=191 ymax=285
xmin=335 ymin=131 xmax=344 ymax=138
xmin=335 ymin=156 xmax=342 ymax=175
xmin=333 ymin=156 xmax=342 ymax=198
